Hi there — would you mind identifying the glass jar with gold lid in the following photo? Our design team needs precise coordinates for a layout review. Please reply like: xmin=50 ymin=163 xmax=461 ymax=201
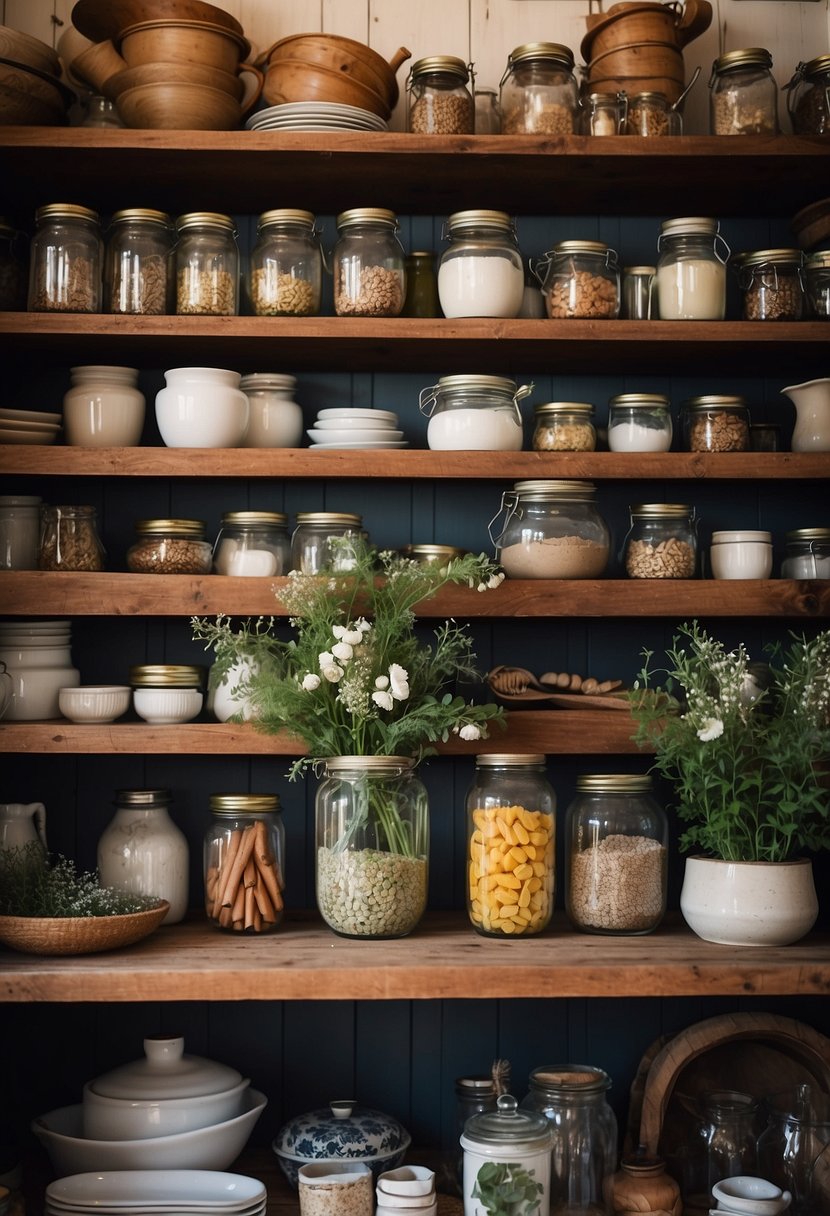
xmin=38 ymin=505 xmax=105 ymax=571
xmin=623 ymin=503 xmax=697 ymax=579
xmin=682 ymin=395 xmax=750 ymax=452
xmin=291 ymin=511 xmax=366 ymax=575
xmin=786 ymin=54 xmax=830 ymax=135
xmin=532 ymin=402 xmax=596 ymax=452
xmin=333 ymin=208 xmax=405 ymax=317
xmin=105 ymin=208 xmax=174 ymax=315
xmin=407 ymin=56 xmax=474 ymax=134
xmin=28 ymin=203 xmax=102 ymax=313
xmin=401 ymin=543 xmax=467 ymax=565
xmin=213 ymin=511 xmax=291 ymax=576
xmin=804 ymin=250 xmax=830 ymax=319
xmin=499 ymin=42 xmax=577 ymax=135
xmin=625 ymin=92 xmax=681 ymax=136
xmin=127 ymin=519 xmax=212 ymax=574
xmin=709 ymin=47 xmax=779 ymax=135
xmin=534 ymin=240 xmax=620 ymax=319
xmin=248 ymin=209 xmax=322 ymax=317
xmin=204 ymin=793 xmax=285 ymax=934
xmin=733 ymin=248 xmax=804 ymax=321
xmin=174 ymin=211 xmax=239 ymax=316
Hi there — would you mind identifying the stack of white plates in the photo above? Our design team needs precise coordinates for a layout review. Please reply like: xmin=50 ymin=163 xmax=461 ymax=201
xmin=246 ymin=102 xmax=388 ymax=132
xmin=0 ymin=619 xmax=72 ymax=648
xmin=45 ymin=1170 xmax=267 ymax=1216
xmin=0 ymin=407 xmax=62 ymax=445
xmin=307 ymin=406 xmax=407 ymax=449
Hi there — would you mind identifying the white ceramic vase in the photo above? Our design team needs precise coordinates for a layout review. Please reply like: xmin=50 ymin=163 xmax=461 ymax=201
xmin=680 ymin=855 xmax=818 ymax=946
xmin=780 ymin=377 xmax=830 ymax=452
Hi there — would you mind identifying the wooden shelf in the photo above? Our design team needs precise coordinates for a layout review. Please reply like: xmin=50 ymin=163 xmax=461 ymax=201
xmin=2 ymin=912 xmax=828 ymax=1003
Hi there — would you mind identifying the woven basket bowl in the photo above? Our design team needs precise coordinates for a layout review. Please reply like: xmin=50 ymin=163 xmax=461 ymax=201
xmin=0 ymin=901 xmax=169 ymax=955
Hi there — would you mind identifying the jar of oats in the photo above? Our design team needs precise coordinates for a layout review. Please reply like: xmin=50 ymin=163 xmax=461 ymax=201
xmin=105 ymin=208 xmax=174 ymax=315
xmin=709 ymin=48 xmax=779 ymax=135
xmin=38 ymin=505 xmax=105 ymax=571
xmin=623 ymin=503 xmax=697 ymax=579
xmin=127 ymin=519 xmax=213 ymax=574
xmin=174 ymin=211 xmax=239 ymax=316
xmin=28 ymin=203 xmax=102 ymax=313
xmin=499 ymin=42 xmax=577 ymax=135
xmin=248 ymin=209 xmax=322 ymax=317
xmin=532 ymin=402 xmax=596 ymax=451
xmin=332 ymin=208 xmax=405 ymax=317
xmin=406 ymin=56 xmax=474 ymax=134
xmin=535 ymin=240 xmax=620 ymax=319
xmin=682 ymin=395 xmax=751 ymax=452
xmin=734 ymin=248 xmax=804 ymax=321
xmin=786 ymin=54 xmax=830 ymax=136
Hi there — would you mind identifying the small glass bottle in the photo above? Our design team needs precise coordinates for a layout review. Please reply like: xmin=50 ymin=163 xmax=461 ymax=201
xmin=499 ymin=42 xmax=578 ymax=135
xmin=579 ymin=91 xmax=627 ymax=135
xmin=0 ymin=495 xmax=43 ymax=570
xmin=204 ymin=793 xmax=285 ymax=933
xmin=565 ymin=774 xmax=668 ymax=935
xmin=607 ymin=394 xmax=673 ymax=453
xmin=535 ymin=240 xmax=620 ymax=319
xmin=126 ymin=519 xmax=213 ymax=574
xmin=97 ymin=788 xmax=189 ymax=924
xmin=474 ymin=86 xmax=501 ymax=133
xmin=0 ymin=218 xmax=28 ymax=310
xmin=656 ymin=217 xmax=729 ymax=320
xmin=419 ymin=373 xmax=530 ymax=451
xmin=437 ymin=210 xmax=525 ymax=319
xmin=734 ymin=248 xmax=804 ymax=321
xmin=709 ymin=48 xmax=779 ymax=135
xmin=402 ymin=251 xmax=440 ymax=317
xmin=623 ymin=504 xmax=697 ymax=579
xmin=174 ymin=211 xmax=239 ymax=316
xmin=781 ymin=527 xmax=830 ymax=578
xmin=621 ymin=267 xmax=658 ymax=319
xmin=625 ymin=92 xmax=681 ymax=136
xmin=490 ymin=480 xmax=610 ymax=579
xmin=291 ymin=511 xmax=366 ymax=574
xmin=407 ymin=56 xmax=474 ymax=134
xmin=248 ymin=209 xmax=322 ymax=317
xmin=105 ymin=208 xmax=174 ymax=316
xmin=465 ymin=754 xmax=556 ymax=938
xmin=461 ymin=1096 xmax=553 ymax=1216
xmin=333 ymin=208 xmax=405 ymax=317
xmin=239 ymin=372 xmax=303 ymax=448
xmin=28 ymin=203 xmax=102 ymax=313
xmin=213 ymin=510 xmax=291 ymax=576
xmin=682 ymin=395 xmax=750 ymax=452
xmin=81 ymin=95 xmax=124 ymax=128
xmin=786 ymin=54 xmax=830 ymax=136
xmin=38 ymin=505 xmax=105 ymax=571
xmin=803 ymin=250 xmax=830 ymax=319
xmin=532 ymin=402 xmax=596 ymax=452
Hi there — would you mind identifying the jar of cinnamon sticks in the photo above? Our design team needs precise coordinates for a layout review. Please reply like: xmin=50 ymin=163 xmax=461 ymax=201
xmin=204 ymin=794 xmax=285 ymax=933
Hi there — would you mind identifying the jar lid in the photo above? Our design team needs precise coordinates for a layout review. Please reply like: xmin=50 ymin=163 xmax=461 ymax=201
xmin=528 ymin=1064 xmax=612 ymax=1095
xmin=456 ymin=1075 xmax=497 ymax=1094
xmin=733 ymin=248 xmax=803 ymax=269
xmin=803 ymin=54 xmax=830 ymax=80
xmin=805 ymin=250 xmax=830 ymax=270
xmin=512 ymin=479 xmax=597 ymax=500
xmin=507 ymin=42 xmax=574 ymax=70
xmin=0 ymin=495 xmax=42 ymax=506
xmin=446 ymin=209 xmax=514 ymax=235
xmin=713 ymin=47 xmax=773 ymax=74
xmin=407 ymin=250 xmax=435 ymax=262
xmin=534 ymin=402 xmax=595 ymax=418
xmin=239 ymin=372 xmax=297 ymax=391
xmin=35 ymin=203 xmax=99 ymax=225
xmin=129 ymin=664 xmax=206 ymax=688
xmin=785 ymin=527 xmax=830 ymax=543
xmin=711 ymin=530 xmax=772 ymax=544
xmin=626 ymin=93 xmax=669 ymax=105
xmin=114 ymin=788 xmax=172 ymax=807
xmin=294 ymin=511 xmax=363 ymax=526
xmin=321 ymin=756 xmax=416 ymax=775
xmin=609 ymin=394 xmax=670 ymax=410
xmin=134 ymin=519 xmax=206 ymax=538
xmin=461 ymin=1094 xmax=551 ymax=1149
xmin=274 ymin=1101 xmax=411 ymax=1165
xmin=401 ymin=543 xmax=468 ymax=563
xmin=257 ymin=208 xmax=315 ymax=231
xmin=109 ymin=208 xmax=172 ymax=228
xmin=629 ymin=503 xmax=692 ymax=518
xmin=575 ymin=774 xmax=653 ymax=793
xmin=175 ymin=211 xmax=236 ymax=235
xmin=585 ymin=91 xmax=624 ymax=103
xmin=87 ymin=1036 xmax=242 ymax=1100
xmin=336 ymin=207 xmax=398 ymax=231
xmin=551 ymin=239 xmax=614 ymax=256
xmin=220 ymin=511 xmax=288 ymax=527
xmin=410 ymin=55 xmax=470 ymax=82
xmin=475 ymin=753 xmax=546 ymax=766
xmin=684 ymin=395 xmax=746 ymax=412
xmin=436 ymin=374 xmax=518 ymax=395
xmin=210 ymin=793 xmax=281 ymax=814
xmin=660 ymin=216 xmax=719 ymax=237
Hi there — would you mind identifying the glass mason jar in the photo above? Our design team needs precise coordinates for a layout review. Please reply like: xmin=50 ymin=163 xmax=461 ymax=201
xmin=474 ymin=86 xmax=501 ymax=133
xmin=532 ymin=402 xmax=596 ymax=452
xmin=315 ymin=756 xmax=429 ymax=939
xmin=333 ymin=208 xmax=405 ymax=317
xmin=0 ymin=218 xmax=27 ymax=310
xmin=291 ymin=511 xmax=365 ymax=575
xmin=565 ymin=774 xmax=668 ymax=935
xmin=437 ymin=210 xmax=525 ymax=319
xmin=455 ymin=1076 xmax=499 ymax=1190
xmin=804 ymin=250 xmax=830 ymax=319
xmin=38 ymin=505 xmax=105 ymax=571
xmin=490 ymin=480 xmax=610 ymax=579
xmin=97 ymin=788 xmax=189 ymax=925
xmin=204 ymin=793 xmax=285 ymax=933
xmin=407 ymin=56 xmax=474 ymax=134
xmin=402 ymin=251 xmax=440 ymax=317
xmin=127 ymin=518 xmax=213 ymax=574
xmin=174 ymin=211 xmax=239 ymax=316
xmin=63 ymin=364 xmax=145 ymax=447
xmin=82 ymin=95 xmax=123 ymax=128
xmin=756 ymin=1084 xmax=830 ymax=1211
xmin=420 ymin=374 xmax=531 ymax=451
xmin=129 ymin=663 xmax=205 ymax=725
xmin=520 ymin=1065 xmax=618 ymax=1215
xmin=465 ymin=754 xmax=555 ymax=938
xmin=781 ymin=527 xmax=830 ymax=578
xmin=0 ymin=495 xmax=42 ymax=570
xmin=499 ymin=42 xmax=578 ymax=135
xmin=749 ymin=422 xmax=781 ymax=452
xmin=656 ymin=217 xmax=729 ymax=320
xmin=734 ymin=248 xmax=804 ymax=321
xmin=684 ymin=1092 xmax=759 ymax=1213
xmin=105 ymin=208 xmax=174 ymax=316
xmin=461 ymin=1095 xmax=553 ymax=1216
xmin=213 ymin=510 xmax=291 ymax=576
xmin=786 ymin=54 xmax=830 ymax=136
xmin=248 ymin=209 xmax=322 ymax=317
xmin=534 ymin=240 xmax=620 ymax=320
xmin=623 ymin=504 xmax=697 ymax=579
xmin=28 ymin=203 xmax=102 ymax=313
xmin=709 ymin=47 xmax=779 ymax=135
xmin=621 ymin=267 xmax=658 ymax=320
xmin=682 ymin=395 xmax=750 ymax=452
xmin=607 ymin=394 xmax=673 ymax=452
xmin=578 ymin=91 xmax=627 ymax=136
xmin=239 ymin=372 xmax=302 ymax=448
xmin=625 ymin=92 xmax=681 ymax=136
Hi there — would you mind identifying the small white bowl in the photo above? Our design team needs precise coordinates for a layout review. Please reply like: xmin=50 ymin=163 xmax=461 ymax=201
xmin=59 ymin=685 xmax=131 ymax=724
xmin=712 ymin=1176 xmax=791 ymax=1215
xmin=313 ymin=415 xmax=398 ymax=431
xmin=377 ymin=1166 xmax=436 ymax=1197
xmin=133 ymin=687 xmax=203 ymax=725
xmin=82 ymin=1075 xmax=250 ymax=1140
xmin=710 ymin=530 xmax=773 ymax=580
xmin=307 ymin=428 xmax=404 ymax=445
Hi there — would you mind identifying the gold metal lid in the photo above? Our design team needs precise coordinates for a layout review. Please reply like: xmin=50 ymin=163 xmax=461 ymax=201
xmin=713 ymin=47 xmax=773 ymax=74
xmin=437 ymin=374 xmax=518 ymax=394
xmin=109 ymin=208 xmax=172 ymax=228
xmin=785 ymin=527 xmax=830 ymax=544
xmin=474 ymin=753 xmax=546 ymax=766
xmin=733 ymin=248 xmax=803 ymax=268
xmin=629 ymin=503 xmax=692 ymax=518
xmin=660 ymin=216 xmax=719 ymax=237
xmin=684 ymin=395 xmax=746 ymax=412
xmin=410 ymin=55 xmax=470 ymax=82
xmin=402 ymin=543 xmax=468 ymax=562
xmin=534 ymin=402 xmax=595 ymax=418
xmin=294 ymin=512 xmax=363 ymax=526
xmin=609 ymin=394 xmax=670 ymax=409
xmin=35 ymin=203 xmax=99 ymax=225
xmin=210 ymin=793 xmax=281 ymax=814
xmin=407 ymin=251 xmax=435 ymax=261
xmin=220 ymin=511 xmax=288 ymax=527
xmin=114 ymin=788 xmax=172 ymax=806
xmin=257 ymin=208 xmax=315 ymax=231
xmin=575 ymin=774 xmax=653 ymax=793
xmin=129 ymin=664 xmax=206 ymax=688
xmin=336 ymin=207 xmax=398 ymax=231
xmin=512 ymin=479 xmax=597 ymax=499
xmin=175 ymin=211 xmax=236 ymax=234
xmin=321 ymin=756 xmax=416 ymax=774
xmin=623 ymin=266 xmax=657 ymax=275
xmin=627 ymin=92 xmax=669 ymax=105
xmin=446 ymin=209 xmax=514 ymax=234
xmin=805 ymin=250 xmax=830 ymax=270
xmin=134 ymin=519 xmax=206 ymax=537
xmin=803 ymin=54 xmax=830 ymax=79
xmin=507 ymin=42 xmax=574 ymax=70
xmin=552 ymin=239 xmax=613 ymax=256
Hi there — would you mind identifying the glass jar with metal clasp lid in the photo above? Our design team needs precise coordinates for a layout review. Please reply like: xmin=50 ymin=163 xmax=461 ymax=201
xmin=733 ymin=248 xmax=805 ymax=321
xmin=621 ymin=266 xmax=658 ymax=319
xmin=625 ymin=91 xmax=682 ymax=136
xmin=578 ymin=90 xmax=627 ymax=135
xmin=38 ymin=505 xmax=105 ymax=571
xmin=607 ymin=393 xmax=673 ymax=452
xmin=174 ymin=211 xmax=239 ymax=316
xmin=28 ymin=203 xmax=102 ymax=313
xmin=532 ymin=402 xmax=596 ymax=452
xmin=407 ymin=55 xmax=474 ymax=134
xmin=623 ymin=503 xmax=697 ymax=579
xmin=213 ymin=511 xmax=291 ymax=577
xmin=656 ymin=217 xmax=729 ymax=321
xmin=786 ymin=54 xmax=830 ymax=136
xmin=204 ymin=793 xmax=285 ymax=933
xmin=248 ymin=209 xmax=322 ymax=317
xmin=291 ymin=511 xmax=366 ymax=575
xmin=105 ymin=208 xmax=174 ymax=316
xmin=682 ymin=395 xmax=750 ymax=452
xmin=437 ymin=210 xmax=525 ymax=318
xmin=499 ymin=42 xmax=578 ymax=135
xmin=127 ymin=519 xmax=213 ymax=574
xmin=333 ymin=208 xmax=405 ymax=317
xmin=420 ymin=373 xmax=532 ymax=451
xmin=804 ymin=250 xmax=830 ymax=319
xmin=709 ymin=47 xmax=779 ymax=135
xmin=781 ymin=528 xmax=830 ymax=579
xmin=533 ymin=240 xmax=620 ymax=320
xmin=489 ymin=480 xmax=610 ymax=579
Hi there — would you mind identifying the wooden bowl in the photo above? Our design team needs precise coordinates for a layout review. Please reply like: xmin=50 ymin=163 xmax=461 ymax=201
xmin=105 ymin=59 xmax=244 ymax=101
xmin=260 ymin=34 xmax=410 ymax=107
xmin=71 ymin=0 xmax=245 ymax=42
xmin=0 ymin=59 xmax=73 ymax=125
xmin=792 ymin=197 xmax=830 ymax=252
xmin=119 ymin=18 xmax=250 ymax=74
xmin=0 ymin=902 xmax=169 ymax=955
xmin=70 ymin=39 xmax=128 ymax=92
xmin=261 ymin=57 xmax=391 ymax=119
xmin=116 ymin=80 xmax=242 ymax=128
xmin=0 ymin=24 xmax=61 ymax=77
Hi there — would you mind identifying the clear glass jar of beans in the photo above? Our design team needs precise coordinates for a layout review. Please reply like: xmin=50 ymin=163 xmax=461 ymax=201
xmin=682 ymin=395 xmax=751 ymax=452
xmin=465 ymin=754 xmax=556 ymax=938
xmin=105 ymin=208 xmax=174 ymax=315
xmin=625 ymin=91 xmax=681 ymax=136
xmin=38 ymin=505 xmax=105 ymax=571
xmin=709 ymin=47 xmax=779 ymax=135
xmin=126 ymin=519 xmax=213 ymax=574
xmin=733 ymin=248 xmax=804 ymax=321
xmin=28 ymin=203 xmax=102 ymax=313
xmin=786 ymin=54 xmax=830 ymax=135
xmin=204 ymin=793 xmax=285 ymax=933
xmin=534 ymin=240 xmax=620 ymax=319
xmin=623 ymin=503 xmax=697 ymax=579
xmin=248 ymin=209 xmax=322 ymax=317
xmin=532 ymin=402 xmax=596 ymax=452
xmin=565 ymin=774 xmax=668 ymax=935
xmin=406 ymin=55 xmax=474 ymax=134
xmin=332 ymin=208 xmax=405 ymax=317
xmin=174 ymin=211 xmax=239 ymax=316
xmin=499 ymin=42 xmax=578 ymax=135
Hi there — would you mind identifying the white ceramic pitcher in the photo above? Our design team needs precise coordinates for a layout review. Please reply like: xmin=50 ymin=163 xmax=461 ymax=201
xmin=781 ymin=377 xmax=830 ymax=451
xmin=0 ymin=801 xmax=48 ymax=856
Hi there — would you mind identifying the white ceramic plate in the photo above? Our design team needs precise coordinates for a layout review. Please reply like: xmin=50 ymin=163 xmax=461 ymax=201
xmin=310 ymin=440 xmax=409 ymax=450
xmin=0 ymin=426 xmax=59 ymax=445
xmin=316 ymin=407 xmax=399 ymax=423
xmin=0 ymin=408 xmax=62 ymax=425
xmin=45 ymin=1205 xmax=266 ymax=1216
xmin=46 ymin=1171 xmax=266 ymax=1209
xmin=312 ymin=416 xmax=398 ymax=431
xmin=307 ymin=428 xmax=404 ymax=444
xmin=0 ymin=415 xmax=61 ymax=432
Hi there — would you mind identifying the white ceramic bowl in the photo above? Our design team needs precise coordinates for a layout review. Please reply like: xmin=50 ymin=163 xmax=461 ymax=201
xmin=377 ymin=1166 xmax=436 ymax=1197
xmin=710 ymin=530 xmax=773 ymax=580
xmin=316 ymin=407 xmax=398 ymax=424
xmin=82 ymin=1075 xmax=250 ymax=1140
xmin=31 ymin=1088 xmax=267 ymax=1178
xmin=312 ymin=415 xmax=398 ymax=431
xmin=712 ymin=1177 xmax=791 ymax=1215
xmin=133 ymin=687 xmax=203 ymax=725
xmin=307 ymin=428 xmax=404 ymax=445
xmin=59 ymin=685 xmax=131 ymax=724
xmin=155 ymin=368 xmax=249 ymax=449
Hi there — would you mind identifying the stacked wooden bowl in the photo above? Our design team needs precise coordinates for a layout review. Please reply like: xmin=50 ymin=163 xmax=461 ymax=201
xmin=0 ymin=24 xmax=75 ymax=125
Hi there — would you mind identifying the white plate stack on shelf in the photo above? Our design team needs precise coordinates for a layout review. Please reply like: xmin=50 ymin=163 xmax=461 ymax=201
xmin=307 ymin=406 xmax=407 ymax=449
xmin=0 ymin=407 xmax=62 ymax=445
xmin=246 ymin=102 xmax=389 ymax=131
xmin=376 ymin=1166 xmax=437 ymax=1216
xmin=45 ymin=1170 xmax=267 ymax=1216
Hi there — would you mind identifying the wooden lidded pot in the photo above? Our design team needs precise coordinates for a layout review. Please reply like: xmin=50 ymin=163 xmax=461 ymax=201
xmin=605 ymin=1149 xmax=682 ymax=1216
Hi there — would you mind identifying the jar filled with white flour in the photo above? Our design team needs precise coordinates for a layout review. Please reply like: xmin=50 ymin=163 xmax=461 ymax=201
xmin=420 ymin=374 xmax=532 ymax=450
xmin=489 ymin=479 xmax=610 ymax=578
xmin=213 ymin=511 xmax=291 ymax=576
xmin=656 ymin=216 xmax=729 ymax=320
xmin=607 ymin=393 xmax=673 ymax=452
xmin=437 ymin=210 xmax=525 ymax=318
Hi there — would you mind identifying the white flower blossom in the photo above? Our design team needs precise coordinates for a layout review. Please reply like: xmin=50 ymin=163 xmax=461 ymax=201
xmin=321 ymin=664 xmax=344 ymax=683
xmin=372 ymin=689 xmax=394 ymax=712
xmin=355 ymin=617 xmax=371 ymax=633
xmin=343 ymin=628 xmax=364 ymax=646
xmin=375 ymin=675 xmax=390 ymax=689
xmin=488 ymin=573 xmax=505 ymax=589
xmin=331 ymin=624 xmax=347 ymax=640
xmin=389 ymin=663 xmax=410 ymax=701
xmin=458 ymin=723 xmax=482 ymax=741
xmin=318 ymin=650 xmax=335 ymax=669
xmin=331 ymin=641 xmax=354 ymax=663
xmin=697 ymin=718 xmax=724 ymax=742
xmin=301 ymin=673 xmax=321 ymax=691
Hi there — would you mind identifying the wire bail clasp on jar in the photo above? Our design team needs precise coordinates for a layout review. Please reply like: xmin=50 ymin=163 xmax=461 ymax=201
xmin=487 ymin=489 xmax=522 ymax=552
xmin=418 ymin=379 xmax=532 ymax=424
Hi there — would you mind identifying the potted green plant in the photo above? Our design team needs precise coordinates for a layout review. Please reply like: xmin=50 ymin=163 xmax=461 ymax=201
xmin=631 ymin=621 xmax=830 ymax=945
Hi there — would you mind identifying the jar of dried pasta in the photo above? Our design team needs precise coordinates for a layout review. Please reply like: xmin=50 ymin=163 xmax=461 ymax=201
xmin=682 ymin=395 xmax=751 ymax=452
xmin=535 ymin=240 xmax=620 ymax=319
xmin=333 ymin=208 xmax=405 ymax=317
xmin=204 ymin=793 xmax=285 ymax=933
xmin=734 ymin=248 xmax=804 ymax=321
xmin=105 ymin=208 xmax=174 ymax=315
xmin=532 ymin=402 xmax=596 ymax=451
xmin=174 ymin=211 xmax=239 ymax=316
xmin=28 ymin=203 xmax=102 ymax=313
xmin=248 ymin=209 xmax=322 ymax=316
xmin=623 ymin=503 xmax=697 ymax=579
xmin=407 ymin=56 xmax=474 ymax=134
xmin=499 ymin=42 xmax=577 ymax=135
xmin=709 ymin=48 xmax=779 ymax=135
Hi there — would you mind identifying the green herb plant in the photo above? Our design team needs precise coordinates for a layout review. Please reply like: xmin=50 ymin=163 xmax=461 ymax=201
xmin=0 ymin=843 xmax=163 ymax=917
xmin=471 ymin=1161 xmax=544 ymax=1216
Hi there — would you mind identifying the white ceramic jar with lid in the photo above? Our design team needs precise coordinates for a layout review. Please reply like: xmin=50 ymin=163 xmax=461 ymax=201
xmin=709 ymin=530 xmax=773 ymax=579
xmin=130 ymin=663 xmax=205 ymax=724
xmin=97 ymin=788 xmax=189 ymax=926
xmin=274 ymin=1099 xmax=411 ymax=1188
xmin=460 ymin=1094 xmax=552 ymax=1216
xmin=657 ymin=217 xmax=729 ymax=320
xmin=63 ymin=365 xmax=145 ymax=447
xmin=0 ymin=495 xmax=42 ymax=570
xmin=420 ymin=374 xmax=531 ymax=450
xmin=437 ymin=211 xmax=525 ymax=318
xmin=213 ymin=511 xmax=291 ymax=576
xmin=239 ymin=373 xmax=303 ymax=447
xmin=490 ymin=479 xmax=610 ymax=579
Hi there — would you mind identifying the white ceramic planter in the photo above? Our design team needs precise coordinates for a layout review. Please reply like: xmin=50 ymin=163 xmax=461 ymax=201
xmin=680 ymin=856 xmax=818 ymax=946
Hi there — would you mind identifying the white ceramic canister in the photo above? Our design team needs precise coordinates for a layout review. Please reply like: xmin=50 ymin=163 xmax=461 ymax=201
xmin=420 ymin=374 xmax=531 ymax=451
xmin=0 ymin=495 xmax=43 ymax=569
xmin=0 ymin=632 xmax=79 ymax=721
xmin=240 ymin=373 xmax=302 ymax=447
xmin=460 ymin=1094 xmax=552 ymax=1216
xmin=656 ymin=217 xmax=729 ymax=320
xmin=709 ymin=529 xmax=773 ymax=579
xmin=155 ymin=367 xmax=249 ymax=448
xmin=97 ymin=788 xmax=189 ymax=924
xmin=63 ymin=365 xmax=145 ymax=447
